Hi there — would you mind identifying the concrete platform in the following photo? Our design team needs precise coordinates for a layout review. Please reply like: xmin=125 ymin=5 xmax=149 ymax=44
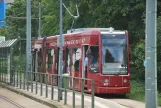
xmin=1 ymin=82 xmax=160 ymax=108
xmin=0 ymin=86 xmax=50 ymax=108
xmin=0 ymin=82 xmax=127 ymax=108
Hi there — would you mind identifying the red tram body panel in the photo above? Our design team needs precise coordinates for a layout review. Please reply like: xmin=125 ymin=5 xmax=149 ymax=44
xmin=32 ymin=28 xmax=130 ymax=94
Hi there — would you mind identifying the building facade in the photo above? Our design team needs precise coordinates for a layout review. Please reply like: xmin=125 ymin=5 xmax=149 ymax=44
xmin=0 ymin=0 xmax=14 ymax=27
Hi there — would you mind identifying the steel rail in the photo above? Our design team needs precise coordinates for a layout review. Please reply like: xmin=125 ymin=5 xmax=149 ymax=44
xmin=0 ymin=95 xmax=24 ymax=108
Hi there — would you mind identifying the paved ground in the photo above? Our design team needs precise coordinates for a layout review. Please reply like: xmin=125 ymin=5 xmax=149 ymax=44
xmin=0 ymin=87 xmax=50 ymax=108
xmin=30 ymin=83 xmax=127 ymax=108
xmin=0 ymin=82 xmax=127 ymax=108
xmin=1 ymin=81 xmax=161 ymax=108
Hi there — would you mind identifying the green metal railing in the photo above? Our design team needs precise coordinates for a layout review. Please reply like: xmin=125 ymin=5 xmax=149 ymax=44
xmin=0 ymin=69 xmax=95 ymax=108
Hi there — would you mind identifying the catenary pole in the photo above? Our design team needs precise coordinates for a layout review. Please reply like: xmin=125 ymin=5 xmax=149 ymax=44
xmin=38 ymin=3 xmax=41 ymax=39
xmin=26 ymin=0 xmax=31 ymax=81
xmin=145 ymin=0 xmax=157 ymax=108
xmin=58 ymin=0 xmax=63 ymax=100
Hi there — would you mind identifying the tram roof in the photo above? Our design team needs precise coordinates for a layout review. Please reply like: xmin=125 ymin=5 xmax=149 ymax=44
xmin=67 ymin=27 xmax=115 ymax=33
xmin=37 ymin=28 xmax=126 ymax=41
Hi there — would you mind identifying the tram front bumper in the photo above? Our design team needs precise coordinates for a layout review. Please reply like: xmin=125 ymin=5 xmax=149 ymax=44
xmin=93 ymin=86 xmax=130 ymax=94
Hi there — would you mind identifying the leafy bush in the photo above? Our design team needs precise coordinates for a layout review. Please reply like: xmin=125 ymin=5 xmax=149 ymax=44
xmin=157 ymin=16 xmax=161 ymax=91
xmin=13 ymin=55 xmax=26 ymax=70
xmin=131 ymin=40 xmax=145 ymax=80
xmin=126 ymin=80 xmax=145 ymax=101
xmin=130 ymin=16 xmax=161 ymax=91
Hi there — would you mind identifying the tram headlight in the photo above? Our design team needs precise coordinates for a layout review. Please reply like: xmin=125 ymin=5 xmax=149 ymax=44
xmin=123 ymin=79 xmax=127 ymax=83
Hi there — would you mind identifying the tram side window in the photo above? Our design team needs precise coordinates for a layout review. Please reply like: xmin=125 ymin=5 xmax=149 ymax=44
xmin=89 ymin=46 xmax=99 ymax=72
xmin=52 ymin=49 xmax=58 ymax=74
xmin=46 ymin=49 xmax=54 ymax=69
xmin=66 ymin=48 xmax=81 ymax=73
xmin=62 ymin=50 xmax=66 ymax=73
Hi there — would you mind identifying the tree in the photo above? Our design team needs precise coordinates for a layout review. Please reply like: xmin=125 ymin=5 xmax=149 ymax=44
xmin=0 ymin=27 xmax=8 ymax=37
xmin=157 ymin=16 xmax=161 ymax=91
xmin=4 ymin=0 xmax=161 ymax=91
xmin=5 ymin=0 xmax=40 ymax=39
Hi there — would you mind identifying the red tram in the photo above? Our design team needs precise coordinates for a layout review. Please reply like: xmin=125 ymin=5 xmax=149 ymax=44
xmin=32 ymin=28 xmax=130 ymax=94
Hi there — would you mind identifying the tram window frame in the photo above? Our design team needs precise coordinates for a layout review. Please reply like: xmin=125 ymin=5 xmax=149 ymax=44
xmin=63 ymin=49 xmax=67 ymax=73
xmin=38 ymin=49 xmax=42 ymax=72
xmin=66 ymin=47 xmax=81 ymax=73
xmin=53 ymin=49 xmax=59 ymax=74
xmin=88 ymin=46 xmax=99 ymax=73
xmin=46 ymin=49 xmax=54 ymax=69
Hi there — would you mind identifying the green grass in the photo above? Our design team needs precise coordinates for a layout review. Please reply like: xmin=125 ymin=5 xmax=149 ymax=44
xmin=159 ymin=93 xmax=161 ymax=106
xmin=126 ymin=79 xmax=161 ymax=106
xmin=126 ymin=80 xmax=145 ymax=101
xmin=129 ymin=67 xmax=161 ymax=106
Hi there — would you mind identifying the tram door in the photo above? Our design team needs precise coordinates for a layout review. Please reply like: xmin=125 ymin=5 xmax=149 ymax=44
xmin=63 ymin=47 xmax=82 ymax=89
xmin=31 ymin=49 xmax=38 ymax=81
xmin=32 ymin=48 xmax=41 ymax=82
xmin=82 ymin=45 xmax=88 ymax=85
xmin=46 ymin=47 xmax=59 ymax=85
xmin=54 ymin=48 xmax=59 ymax=85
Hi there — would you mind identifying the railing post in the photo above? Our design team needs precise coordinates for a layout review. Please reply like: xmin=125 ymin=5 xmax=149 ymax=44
xmin=1 ymin=49 xmax=3 ymax=82
xmin=4 ymin=68 xmax=6 ymax=83
xmin=2 ymin=65 xmax=3 ymax=82
xmin=51 ymin=74 xmax=54 ymax=100
xmin=13 ymin=70 xmax=15 ymax=87
xmin=20 ymin=70 xmax=22 ymax=89
xmin=31 ymin=71 xmax=33 ymax=93
xmin=1 ymin=56 xmax=2 ymax=82
xmin=0 ymin=62 xmax=1 ymax=82
xmin=16 ymin=70 xmax=18 ymax=87
xmin=81 ymin=78 xmax=84 ymax=108
xmin=64 ymin=76 xmax=67 ymax=105
xmin=0 ymin=62 xmax=2 ymax=81
xmin=35 ymin=72 xmax=38 ymax=94
xmin=2 ymin=48 xmax=4 ymax=82
xmin=1 ymin=68 xmax=3 ymax=82
xmin=72 ymin=77 xmax=75 ymax=108
xmin=23 ymin=71 xmax=25 ymax=90
xmin=0 ymin=54 xmax=2 ymax=82
xmin=1 ymin=69 xmax=2 ymax=82
xmin=0 ymin=70 xmax=2 ymax=82
xmin=0 ymin=60 xmax=1 ymax=81
xmin=3 ymin=68 xmax=4 ymax=82
xmin=5 ymin=67 xmax=7 ymax=84
xmin=27 ymin=71 xmax=29 ymax=91
xmin=3 ymin=67 xmax=4 ymax=82
xmin=91 ymin=80 xmax=95 ymax=108
xmin=46 ymin=73 xmax=48 ymax=98
xmin=58 ymin=75 xmax=60 ymax=102
xmin=40 ymin=73 xmax=43 ymax=96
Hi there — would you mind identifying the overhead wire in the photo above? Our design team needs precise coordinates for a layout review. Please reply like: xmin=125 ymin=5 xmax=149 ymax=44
xmin=62 ymin=0 xmax=80 ymax=33
xmin=6 ymin=16 xmax=39 ymax=20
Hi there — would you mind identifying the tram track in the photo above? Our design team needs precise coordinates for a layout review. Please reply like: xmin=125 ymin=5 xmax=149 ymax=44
xmin=0 ymin=95 xmax=24 ymax=108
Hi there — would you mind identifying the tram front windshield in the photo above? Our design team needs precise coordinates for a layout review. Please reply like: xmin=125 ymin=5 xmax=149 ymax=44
xmin=101 ymin=32 xmax=128 ymax=75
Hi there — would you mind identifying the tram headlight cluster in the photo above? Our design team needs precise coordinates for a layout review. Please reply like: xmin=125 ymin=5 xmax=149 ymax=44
xmin=123 ymin=79 xmax=127 ymax=83
xmin=104 ymin=79 xmax=109 ymax=83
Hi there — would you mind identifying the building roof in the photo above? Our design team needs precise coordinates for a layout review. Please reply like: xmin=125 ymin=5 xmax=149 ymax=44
xmin=0 ymin=39 xmax=18 ymax=48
